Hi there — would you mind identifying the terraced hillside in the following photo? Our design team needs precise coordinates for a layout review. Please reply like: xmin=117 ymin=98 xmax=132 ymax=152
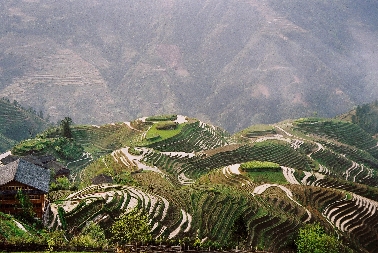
xmin=4 ymin=115 xmax=378 ymax=252
xmin=0 ymin=98 xmax=49 ymax=152
xmin=338 ymin=101 xmax=378 ymax=135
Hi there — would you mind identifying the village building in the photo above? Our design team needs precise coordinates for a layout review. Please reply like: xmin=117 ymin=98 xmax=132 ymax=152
xmin=91 ymin=174 xmax=113 ymax=185
xmin=1 ymin=154 xmax=69 ymax=179
xmin=0 ymin=159 xmax=50 ymax=219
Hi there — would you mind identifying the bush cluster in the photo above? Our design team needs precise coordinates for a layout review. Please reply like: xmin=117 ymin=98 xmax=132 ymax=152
xmin=145 ymin=115 xmax=177 ymax=121
xmin=296 ymin=223 xmax=353 ymax=253
xmin=12 ymin=137 xmax=84 ymax=161
xmin=50 ymin=177 xmax=77 ymax=191
xmin=155 ymin=121 xmax=178 ymax=130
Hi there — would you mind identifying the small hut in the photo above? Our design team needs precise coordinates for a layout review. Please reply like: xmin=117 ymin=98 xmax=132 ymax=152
xmin=91 ymin=174 xmax=114 ymax=185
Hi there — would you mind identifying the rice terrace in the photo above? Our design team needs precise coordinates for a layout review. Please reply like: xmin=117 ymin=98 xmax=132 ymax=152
xmin=2 ymin=102 xmax=378 ymax=252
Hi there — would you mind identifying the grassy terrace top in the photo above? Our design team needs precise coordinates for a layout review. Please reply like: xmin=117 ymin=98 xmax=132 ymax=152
xmin=235 ymin=124 xmax=276 ymax=139
xmin=144 ymin=122 xmax=187 ymax=144
xmin=145 ymin=115 xmax=178 ymax=121
xmin=145 ymin=121 xmax=229 ymax=152
xmin=240 ymin=161 xmax=281 ymax=171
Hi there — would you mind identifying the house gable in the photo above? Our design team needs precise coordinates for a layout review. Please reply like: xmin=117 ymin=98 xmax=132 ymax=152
xmin=0 ymin=159 xmax=50 ymax=193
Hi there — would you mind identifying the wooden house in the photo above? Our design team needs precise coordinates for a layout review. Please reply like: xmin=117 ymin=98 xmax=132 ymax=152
xmin=1 ymin=154 xmax=69 ymax=179
xmin=0 ymin=159 xmax=50 ymax=219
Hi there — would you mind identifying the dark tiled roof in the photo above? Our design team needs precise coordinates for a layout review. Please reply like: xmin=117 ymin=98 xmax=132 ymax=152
xmin=0 ymin=159 xmax=50 ymax=193
xmin=44 ymin=161 xmax=67 ymax=174
xmin=22 ymin=156 xmax=44 ymax=167
xmin=0 ymin=155 xmax=18 ymax=165
xmin=92 ymin=174 xmax=113 ymax=185
xmin=1 ymin=155 xmax=57 ymax=167
xmin=38 ymin=155 xmax=56 ymax=164
xmin=55 ymin=168 xmax=70 ymax=177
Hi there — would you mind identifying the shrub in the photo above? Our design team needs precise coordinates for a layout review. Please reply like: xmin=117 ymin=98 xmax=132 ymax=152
xmin=12 ymin=137 xmax=84 ymax=161
xmin=146 ymin=115 xmax=177 ymax=121
xmin=46 ymin=230 xmax=68 ymax=251
xmin=58 ymin=206 xmax=67 ymax=230
xmin=296 ymin=223 xmax=353 ymax=253
xmin=155 ymin=121 xmax=178 ymax=130
xmin=50 ymin=177 xmax=71 ymax=191
xmin=15 ymin=189 xmax=35 ymax=222
xmin=111 ymin=208 xmax=152 ymax=246
xmin=7 ymin=233 xmax=46 ymax=246
xmin=128 ymin=147 xmax=143 ymax=156
xmin=70 ymin=222 xmax=107 ymax=249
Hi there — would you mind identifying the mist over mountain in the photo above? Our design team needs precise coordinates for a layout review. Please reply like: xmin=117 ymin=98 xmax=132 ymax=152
xmin=1 ymin=0 xmax=378 ymax=132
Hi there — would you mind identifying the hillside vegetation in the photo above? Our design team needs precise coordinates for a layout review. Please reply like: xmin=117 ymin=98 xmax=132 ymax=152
xmin=0 ymin=98 xmax=50 ymax=152
xmin=339 ymin=101 xmax=378 ymax=136
xmin=3 ymin=114 xmax=378 ymax=252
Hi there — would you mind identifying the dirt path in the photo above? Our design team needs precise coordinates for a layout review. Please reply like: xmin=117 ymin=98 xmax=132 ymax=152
xmin=252 ymin=184 xmax=311 ymax=222
xmin=281 ymin=166 xmax=300 ymax=185
xmin=119 ymin=147 xmax=165 ymax=175
xmin=124 ymin=121 xmax=142 ymax=132
xmin=174 ymin=115 xmax=188 ymax=124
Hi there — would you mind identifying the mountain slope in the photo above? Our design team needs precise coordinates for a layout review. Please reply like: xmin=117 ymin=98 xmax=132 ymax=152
xmin=338 ymin=101 xmax=378 ymax=136
xmin=0 ymin=98 xmax=50 ymax=152
xmin=1 ymin=0 xmax=378 ymax=132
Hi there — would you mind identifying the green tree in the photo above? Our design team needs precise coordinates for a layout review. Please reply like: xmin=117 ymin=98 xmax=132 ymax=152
xmin=111 ymin=208 xmax=152 ymax=247
xmin=15 ymin=189 xmax=35 ymax=221
xmin=60 ymin=117 xmax=73 ymax=138
xmin=296 ymin=223 xmax=352 ymax=253
xmin=46 ymin=230 xmax=67 ymax=251
xmin=71 ymin=222 xmax=107 ymax=249
xmin=50 ymin=177 xmax=71 ymax=191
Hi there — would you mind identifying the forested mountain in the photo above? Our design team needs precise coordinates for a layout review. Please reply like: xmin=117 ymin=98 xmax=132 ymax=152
xmin=1 ymin=0 xmax=378 ymax=132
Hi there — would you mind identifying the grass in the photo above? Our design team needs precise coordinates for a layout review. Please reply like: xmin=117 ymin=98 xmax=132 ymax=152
xmin=145 ymin=114 xmax=177 ymax=121
xmin=345 ymin=192 xmax=353 ymax=200
xmin=144 ymin=122 xmax=187 ymax=144
xmin=234 ymin=124 xmax=275 ymax=141
xmin=240 ymin=161 xmax=281 ymax=172
xmin=237 ymin=124 xmax=275 ymax=134
xmin=243 ymin=171 xmax=288 ymax=184
xmin=12 ymin=137 xmax=84 ymax=163
xmin=78 ymin=154 xmax=136 ymax=188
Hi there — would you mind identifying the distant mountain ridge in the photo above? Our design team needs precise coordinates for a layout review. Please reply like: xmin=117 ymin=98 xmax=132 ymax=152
xmin=1 ymin=0 xmax=378 ymax=132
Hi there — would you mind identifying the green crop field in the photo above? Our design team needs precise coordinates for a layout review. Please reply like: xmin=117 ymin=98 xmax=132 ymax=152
xmin=244 ymin=171 xmax=288 ymax=184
